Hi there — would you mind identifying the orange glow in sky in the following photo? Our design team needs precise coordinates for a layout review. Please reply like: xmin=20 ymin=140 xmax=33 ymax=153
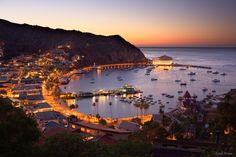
xmin=0 ymin=0 xmax=236 ymax=47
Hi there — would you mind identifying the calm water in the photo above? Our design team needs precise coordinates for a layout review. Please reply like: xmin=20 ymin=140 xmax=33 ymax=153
xmin=61 ymin=48 xmax=236 ymax=118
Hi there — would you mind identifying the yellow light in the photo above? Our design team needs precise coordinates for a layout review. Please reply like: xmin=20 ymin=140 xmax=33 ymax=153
xmin=224 ymin=128 xmax=230 ymax=135
xmin=81 ymin=127 xmax=85 ymax=132
xmin=167 ymin=134 xmax=177 ymax=141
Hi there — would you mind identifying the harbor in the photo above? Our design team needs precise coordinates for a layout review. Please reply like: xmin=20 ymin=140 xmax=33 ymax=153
xmin=60 ymin=53 xmax=234 ymax=118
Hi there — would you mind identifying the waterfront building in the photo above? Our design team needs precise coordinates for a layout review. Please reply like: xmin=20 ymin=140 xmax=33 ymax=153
xmin=152 ymin=55 xmax=173 ymax=66
xmin=178 ymin=91 xmax=196 ymax=112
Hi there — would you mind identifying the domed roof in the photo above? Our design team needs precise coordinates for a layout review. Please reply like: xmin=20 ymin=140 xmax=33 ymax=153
xmin=158 ymin=55 xmax=173 ymax=60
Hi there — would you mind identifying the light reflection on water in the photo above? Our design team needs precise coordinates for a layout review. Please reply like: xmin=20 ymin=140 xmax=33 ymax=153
xmin=61 ymin=48 xmax=236 ymax=118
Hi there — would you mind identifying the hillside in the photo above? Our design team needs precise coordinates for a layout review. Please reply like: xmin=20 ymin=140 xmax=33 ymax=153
xmin=0 ymin=19 xmax=146 ymax=65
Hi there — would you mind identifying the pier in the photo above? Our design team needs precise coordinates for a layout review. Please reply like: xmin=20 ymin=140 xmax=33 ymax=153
xmin=60 ymin=85 xmax=142 ymax=99
xmin=64 ymin=62 xmax=212 ymax=80
xmin=94 ymin=62 xmax=149 ymax=70
xmin=91 ymin=62 xmax=212 ymax=71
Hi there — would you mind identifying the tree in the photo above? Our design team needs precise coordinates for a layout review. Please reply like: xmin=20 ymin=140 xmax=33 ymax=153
xmin=99 ymin=119 xmax=107 ymax=126
xmin=218 ymin=102 xmax=236 ymax=129
xmin=169 ymin=122 xmax=184 ymax=140
xmin=92 ymin=102 xmax=96 ymax=115
xmin=41 ymin=133 xmax=117 ymax=157
xmin=217 ymin=91 xmax=236 ymax=129
xmin=130 ymin=121 xmax=169 ymax=143
xmin=109 ymin=140 xmax=152 ymax=157
xmin=0 ymin=98 xmax=40 ymax=157
xmin=109 ymin=102 xmax=113 ymax=118
xmin=41 ymin=133 xmax=151 ymax=157
xmin=134 ymin=102 xmax=140 ymax=117
xmin=96 ymin=114 xmax=101 ymax=119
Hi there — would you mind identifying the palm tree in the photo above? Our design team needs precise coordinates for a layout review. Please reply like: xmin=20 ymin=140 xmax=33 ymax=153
xmin=134 ymin=102 xmax=140 ymax=117
xmin=92 ymin=102 xmax=96 ymax=115
xmin=69 ymin=104 xmax=76 ymax=110
xmin=139 ymin=100 xmax=149 ymax=116
xmin=143 ymin=103 xmax=149 ymax=115
xmin=140 ymin=105 xmax=144 ymax=117
xmin=95 ymin=98 xmax=99 ymax=115
xmin=109 ymin=102 xmax=113 ymax=118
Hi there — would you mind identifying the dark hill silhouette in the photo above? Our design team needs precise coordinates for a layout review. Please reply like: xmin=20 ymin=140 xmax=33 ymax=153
xmin=0 ymin=19 xmax=146 ymax=65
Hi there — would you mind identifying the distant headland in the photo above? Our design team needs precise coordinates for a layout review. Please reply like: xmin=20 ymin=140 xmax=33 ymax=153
xmin=0 ymin=19 xmax=146 ymax=66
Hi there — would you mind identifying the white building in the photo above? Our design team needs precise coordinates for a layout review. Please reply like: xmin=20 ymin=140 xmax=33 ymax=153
xmin=152 ymin=55 xmax=173 ymax=66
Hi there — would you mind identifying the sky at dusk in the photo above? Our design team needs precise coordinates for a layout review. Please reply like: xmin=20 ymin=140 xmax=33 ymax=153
xmin=1 ymin=0 xmax=236 ymax=47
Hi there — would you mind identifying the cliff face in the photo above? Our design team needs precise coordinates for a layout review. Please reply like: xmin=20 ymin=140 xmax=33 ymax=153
xmin=0 ymin=19 xmax=146 ymax=65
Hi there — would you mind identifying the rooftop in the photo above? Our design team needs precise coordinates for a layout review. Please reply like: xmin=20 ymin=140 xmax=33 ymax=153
xmin=35 ymin=111 xmax=65 ymax=121
xmin=154 ymin=55 xmax=173 ymax=61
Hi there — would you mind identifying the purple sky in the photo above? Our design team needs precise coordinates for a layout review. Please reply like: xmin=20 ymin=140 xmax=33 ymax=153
xmin=0 ymin=0 xmax=236 ymax=47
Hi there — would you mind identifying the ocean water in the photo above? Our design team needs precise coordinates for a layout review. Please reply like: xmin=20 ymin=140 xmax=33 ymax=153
xmin=61 ymin=48 xmax=236 ymax=118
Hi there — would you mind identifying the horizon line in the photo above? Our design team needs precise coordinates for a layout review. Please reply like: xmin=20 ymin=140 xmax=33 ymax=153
xmin=138 ymin=46 xmax=236 ymax=49
xmin=1 ymin=18 xmax=236 ymax=48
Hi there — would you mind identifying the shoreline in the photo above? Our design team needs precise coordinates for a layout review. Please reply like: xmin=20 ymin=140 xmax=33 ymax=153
xmin=42 ymin=81 xmax=152 ymax=124
xmin=43 ymin=62 xmax=214 ymax=125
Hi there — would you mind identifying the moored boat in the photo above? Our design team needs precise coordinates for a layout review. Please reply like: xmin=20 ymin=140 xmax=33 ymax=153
xmin=175 ymin=79 xmax=181 ymax=83
xmin=151 ymin=78 xmax=158 ymax=81
xmin=180 ymin=83 xmax=187 ymax=86
xmin=202 ymin=87 xmax=208 ymax=92
xmin=188 ymin=72 xmax=196 ymax=76
xmin=212 ymin=71 xmax=219 ymax=74
xmin=212 ymin=79 xmax=220 ymax=83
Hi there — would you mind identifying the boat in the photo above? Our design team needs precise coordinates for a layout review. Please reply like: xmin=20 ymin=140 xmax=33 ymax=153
xmin=221 ymin=73 xmax=227 ymax=76
xmin=166 ymin=95 xmax=174 ymax=98
xmin=151 ymin=78 xmax=158 ymax=81
xmin=190 ymin=78 xmax=196 ymax=82
xmin=212 ymin=90 xmax=216 ymax=93
xmin=202 ymin=88 xmax=208 ymax=92
xmin=212 ymin=71 xmax=219 ymax=74
xmin=90 ymin=81 xmax=95 ymax=84
xmin=180 ymin=68 xmax=186 ymax=71
xmin=178 ymin=96 xmax=183 ymax=101
xmin=180 ymin=83 xmax=187 ymax=86
xmin=178 ymin=91 xmax=183 ymax=94
xmin=207 ymin=70 xmax=212 ymax=73
xmin=175 ymin=80 xmax=181 ymax=83
xmin=212 ymin=79 xmax=220 ymax=83
xmin=188 ymin=72 xmax=196 ymax=76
